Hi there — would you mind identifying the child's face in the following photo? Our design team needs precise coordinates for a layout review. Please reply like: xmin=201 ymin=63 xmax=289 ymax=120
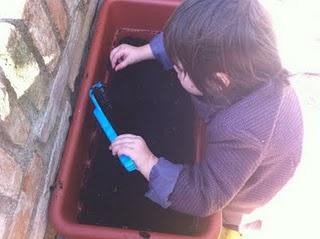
xmin=173 ymin=63 xmax=203 ymax=96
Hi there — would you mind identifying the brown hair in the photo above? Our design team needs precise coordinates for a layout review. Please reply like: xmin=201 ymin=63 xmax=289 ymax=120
xmin=164 ymin=0 xmax=288 ymax=102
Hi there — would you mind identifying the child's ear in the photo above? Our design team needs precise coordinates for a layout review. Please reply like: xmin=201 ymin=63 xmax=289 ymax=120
xmin=216 ymin=72 xmax=230 ymax=87
xmin=206 ymin=72 xmax=230 ymax=90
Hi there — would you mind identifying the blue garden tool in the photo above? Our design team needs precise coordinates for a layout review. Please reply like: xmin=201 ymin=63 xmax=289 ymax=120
xmin=89 ymin=82 xmax=137 ymax=172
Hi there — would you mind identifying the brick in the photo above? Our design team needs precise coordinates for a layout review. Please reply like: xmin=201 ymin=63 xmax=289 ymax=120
xmin=6 ymin=193 xmax=33 ymax=239
xmin=34 ymin=0 xmax=98 ymax=141
xmin=68 ymin=0 xmax=99 ymax=91
xmin=29 ymin=101 xmax=71 ymax=239
xmin=45 ymin=0 xmax=68 ymax=42
xmin=0 ymin=195 xmax=16 ymax=239
xmin=65 ymin=9 xmax=84 ymax=92
xmin=0 ymin=22 xmax=40 ymax=98
xmin=0 ymin=213 xmax=8 ymax=239
xmin=47 ymin=100 xmax=71 ymax=188
xmin=65 ymin=0 xmax=83 ymax=16
xmin=7 ymin=154 xmax=43 ymax=239
xmin=27 ymin=193 xmax=48 ymax=239
xmin=33 ymin=62 xmax=69 ymax=142
xmin=27 ymin=72 xmax=50 ymax=111
xmin=23 ymin=0 xmax=60 ymax=72
xmin=44 ymin=223 xmax=58 ymax=239
xmin=33 ymin=16 xmax=76 ymax=141
xmin=2 ymin=105 xmax=31 ymax=146
xmin=0 ymin=195 xmax=16 ymax=215
xmin=0 ymin=148 xmax=23 ymax=199
xmin=0 ymin=74 xmax=10 ymax=121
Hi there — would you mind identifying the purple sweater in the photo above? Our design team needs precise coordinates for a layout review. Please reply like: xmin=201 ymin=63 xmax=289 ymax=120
xmin=145 ymin=33 xmax=303 ymax=228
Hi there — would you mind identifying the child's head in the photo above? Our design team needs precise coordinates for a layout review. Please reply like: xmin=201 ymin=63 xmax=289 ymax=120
xmin=164 ymin=0 xmax=287 ymax=101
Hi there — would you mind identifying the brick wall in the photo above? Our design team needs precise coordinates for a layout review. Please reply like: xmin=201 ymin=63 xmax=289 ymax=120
xmin=0 ymin=0 xmax=100 ymax=238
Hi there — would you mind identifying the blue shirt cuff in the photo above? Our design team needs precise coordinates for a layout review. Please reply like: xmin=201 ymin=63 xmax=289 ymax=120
xmin=149 ymin=33 xmax=173 ymax=70
xmin=145 ymin=157 xmax=183 ymax=208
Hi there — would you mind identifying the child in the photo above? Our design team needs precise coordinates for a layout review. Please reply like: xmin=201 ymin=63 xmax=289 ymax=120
xmin=109 ymin=0 xmax=303 ymax=238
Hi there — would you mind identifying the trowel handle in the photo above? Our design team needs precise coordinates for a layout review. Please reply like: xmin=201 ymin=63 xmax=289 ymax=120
xmin=92 ymin=99 xmax=137 ymax=172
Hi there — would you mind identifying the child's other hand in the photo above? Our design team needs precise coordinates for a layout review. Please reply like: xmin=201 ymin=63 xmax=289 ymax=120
xmin=110 ymin=134 xmax=159 ymax=180
xmin=109 ymin=44 xmax=154 ymax=71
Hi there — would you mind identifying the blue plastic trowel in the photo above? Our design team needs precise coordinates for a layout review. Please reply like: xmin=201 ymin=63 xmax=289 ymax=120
xmin=89 ymin=82 xmax=137 ymax=172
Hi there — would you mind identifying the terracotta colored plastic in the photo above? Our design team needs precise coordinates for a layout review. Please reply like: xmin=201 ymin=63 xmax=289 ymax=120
xmin=49 ymin=0 xmax=222 ymax=238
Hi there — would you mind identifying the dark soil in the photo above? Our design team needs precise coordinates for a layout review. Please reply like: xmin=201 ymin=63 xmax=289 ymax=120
xmin=78 ymin=38 xmax=204 ymax=236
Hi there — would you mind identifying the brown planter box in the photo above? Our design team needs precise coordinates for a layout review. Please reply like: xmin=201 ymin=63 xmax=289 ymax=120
xmin=49 ymin=1 xmax=222 ymax=238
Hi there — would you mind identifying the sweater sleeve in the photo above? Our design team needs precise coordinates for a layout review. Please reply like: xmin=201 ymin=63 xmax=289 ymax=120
xmin=145 ymin=157 xmax=183 ymax=208
xmin=169 ymin=126 xmax=264 ymax=217
xmin=146 ymin=125 xmax=264 ymax=217
xmin=149 ymin=32 xmax=173 ymax=70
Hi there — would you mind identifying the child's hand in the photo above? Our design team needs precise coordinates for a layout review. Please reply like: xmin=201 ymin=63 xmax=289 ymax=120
xmin=110 ymin=44 xmax=154 ymax=71
xmin=110 ymin=134 xmax=159 ymax=180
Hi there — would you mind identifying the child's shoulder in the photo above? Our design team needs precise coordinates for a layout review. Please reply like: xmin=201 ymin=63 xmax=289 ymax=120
xmin=209 ymin=80 xmax=300 ymax=143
